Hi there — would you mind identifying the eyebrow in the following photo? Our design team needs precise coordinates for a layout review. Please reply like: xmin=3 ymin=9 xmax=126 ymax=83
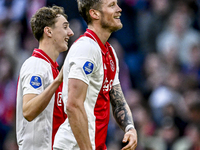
xmin=63 ymin=22 xmax=69 ymax=25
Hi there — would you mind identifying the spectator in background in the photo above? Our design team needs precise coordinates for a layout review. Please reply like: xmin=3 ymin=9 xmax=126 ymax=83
xmin=149 ymin=69 xmax=187 ymax=127
xmin=173 ymin=93 xmax=200 ymax=150
xmin=181 ymin=43 xmax=200 ymax=88
xmin=158 ymin=116 xmax=179 ymax=150
xmin=0 ymin=53 xmax=17 ymax=150
xmin=142 ymin=53 xmax=167 ymax=99
xmin=0 ymin=0 xmax=27 ymax=22
xmin=172 ymin=123 xmax=200 ymax=150
xmin=26 ymin=0 xmax=46 ymax=31
xmin=46 ymin=0 xmax=80 ymax=21
xmin=156 ymin=1 xmax=200 ymax=66
xmin=139 ymin=0 xmax=172 ymax=53
xmin=188 ymin=100 xmax=200 ymax=125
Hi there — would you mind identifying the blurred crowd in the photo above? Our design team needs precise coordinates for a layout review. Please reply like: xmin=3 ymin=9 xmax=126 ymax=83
xmin=0 ymin=0 xmax=200 ymax=150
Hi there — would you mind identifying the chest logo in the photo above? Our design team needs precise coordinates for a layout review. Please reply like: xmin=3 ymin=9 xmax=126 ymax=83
xmin=30 ymin=76 xmax=42 ymax=89
xmin=83 ymin=61 xmax=94 ymax=75
xmin=110 ymin=60 xmax=115 ymax=72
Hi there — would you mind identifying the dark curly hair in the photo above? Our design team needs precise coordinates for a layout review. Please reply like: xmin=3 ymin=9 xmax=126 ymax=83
xmin=30 ymin=5 xmax=67 ymax=41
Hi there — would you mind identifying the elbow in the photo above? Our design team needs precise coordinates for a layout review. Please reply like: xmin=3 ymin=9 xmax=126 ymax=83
xmin=66 ymin=102 xmax=74 ymax=113
xmin=23 ymin=111 xmax=34 ymax=122
xmin=66 ymin=101 xmax=79 ymax=115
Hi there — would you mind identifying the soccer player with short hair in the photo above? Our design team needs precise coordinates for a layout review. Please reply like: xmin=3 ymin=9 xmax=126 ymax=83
xmin=53 ymin=0 xmax=137 ymax=150
xmin=16 ymin=5 xmax=74 ymax=150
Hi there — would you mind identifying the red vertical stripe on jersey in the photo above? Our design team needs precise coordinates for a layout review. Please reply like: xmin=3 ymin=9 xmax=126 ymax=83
xmin=32 ymin=49 xmax=67 ymax=148
xmin=84 ymin=29 xmax=117 ymax=149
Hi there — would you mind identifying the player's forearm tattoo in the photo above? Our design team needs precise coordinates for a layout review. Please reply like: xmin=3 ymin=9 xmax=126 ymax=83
xmin=110 ymin=84 xmax=133 ymax=131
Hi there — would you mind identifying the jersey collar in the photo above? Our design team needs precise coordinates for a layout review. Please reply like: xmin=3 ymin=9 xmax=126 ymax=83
xmin=84 ymin=29 xmax=110 ymax=55
xmin=32 ymin=49 xmax=59 ymax=69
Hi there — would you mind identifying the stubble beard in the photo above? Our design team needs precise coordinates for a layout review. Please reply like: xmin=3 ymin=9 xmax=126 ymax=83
xmin=101 ymin=18 xmax=123 ymax=33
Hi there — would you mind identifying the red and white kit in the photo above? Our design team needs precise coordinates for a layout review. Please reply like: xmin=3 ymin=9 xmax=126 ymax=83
xmin=16 ymin=49 xmax=66 ymax=150
xmin=53 ymin=29 xmax=120 ymax=150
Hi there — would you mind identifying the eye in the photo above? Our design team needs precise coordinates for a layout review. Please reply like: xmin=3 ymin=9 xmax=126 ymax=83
xmin=64 ymin=24 xmax=69 ymax=29
xmin=110 ymin=2 xmax=115 ymax=7
xmin=63 ymin=22 xmax=69 ymax=29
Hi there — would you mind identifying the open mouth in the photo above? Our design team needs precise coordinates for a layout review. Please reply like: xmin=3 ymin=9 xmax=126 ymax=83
xmin=114 ymin=13 xmax=121 ymax=19
xmin=114 ymin=16 xmax=120 ymax=19
xmin=65 ymin=38 xmax=69 ymax=43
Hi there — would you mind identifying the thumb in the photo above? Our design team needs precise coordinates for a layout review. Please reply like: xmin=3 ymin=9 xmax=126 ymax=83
xmin=122 ymin=133 xmax=128 ymax=143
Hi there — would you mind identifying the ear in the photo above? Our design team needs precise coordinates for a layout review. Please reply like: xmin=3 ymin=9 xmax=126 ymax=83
xmin=89 ymin=9 xmax=100 ymax=20
xmin=44 ymin=26 xmax=52 ymax=37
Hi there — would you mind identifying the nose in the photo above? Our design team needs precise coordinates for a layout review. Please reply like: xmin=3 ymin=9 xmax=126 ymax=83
xmin=68 ymin=27 xmax=74 ymax=37
xmin=117 ymin=4 xmax=122 ymax=12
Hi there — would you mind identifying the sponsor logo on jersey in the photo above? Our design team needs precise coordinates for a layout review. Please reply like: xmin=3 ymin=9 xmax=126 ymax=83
xmin=83 ymin=61 xmax=94 ymax=75
xmin=30 ymin=76 xmax=42 ymax=89
xmin=57 ymin=92 xmax=62 ymax=106
xmin=103 ymin=78 xmax=113 ymax=92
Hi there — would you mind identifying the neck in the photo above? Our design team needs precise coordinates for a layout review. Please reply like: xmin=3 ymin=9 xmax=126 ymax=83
xmin=38 ymin=40 xmax=59 ymax=62
xmin=88 ymin=24 xmax=111 ymax=45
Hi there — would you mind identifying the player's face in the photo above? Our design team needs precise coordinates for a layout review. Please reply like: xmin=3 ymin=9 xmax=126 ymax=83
xmin=99 ymin=0 xmax=122 ymax=32
xmin=51 ymin=15 xmax=74 ymax=52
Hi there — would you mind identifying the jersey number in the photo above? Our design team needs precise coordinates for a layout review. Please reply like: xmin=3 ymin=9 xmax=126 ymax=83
xmin=57 ymin=92 xmax=62 ymax=106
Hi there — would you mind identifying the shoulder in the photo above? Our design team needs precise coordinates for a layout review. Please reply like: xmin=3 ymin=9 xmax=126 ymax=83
xmin=23 ymin=56 xmax=50 ymax=67
xmin=20 ymin=56 xmax=51 ymax=76
xmin=69 ymin=36 xmax=101 ymax=58
xmin=76 ymin=36 xmax=99 ymax=47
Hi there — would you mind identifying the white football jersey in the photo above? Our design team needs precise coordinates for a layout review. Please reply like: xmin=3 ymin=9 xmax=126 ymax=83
xmin=53 ymin=29 xmax=120 ymax=150
xmin=16 ymin=49 xmax=66 ymax=150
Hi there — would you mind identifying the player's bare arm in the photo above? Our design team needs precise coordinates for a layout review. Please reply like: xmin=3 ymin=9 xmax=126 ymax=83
xmin=66 ymin=78 xmax=93 ymax=150
xmin=110 ymin=84 xmax=137 ymax=150
xmin=110 ymin=84 xmax=133 ymax=130
xmin=23 ymin=67 xmax=63 ymax=121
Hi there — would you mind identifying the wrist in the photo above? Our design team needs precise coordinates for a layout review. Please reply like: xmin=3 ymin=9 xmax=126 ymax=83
xmin=54 ymin=77 xmax=62 ymax=84
xmin=125 ymin=124 xmax=135 ymax=133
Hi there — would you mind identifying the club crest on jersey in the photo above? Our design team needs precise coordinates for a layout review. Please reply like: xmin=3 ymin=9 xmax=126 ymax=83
xmin=83 ymin=61 xmax=94 ymax=75
xmin=30 ymin=76 xmax=42 ymax=89
xmin=110 ymin=60 xmax=115 ymax=72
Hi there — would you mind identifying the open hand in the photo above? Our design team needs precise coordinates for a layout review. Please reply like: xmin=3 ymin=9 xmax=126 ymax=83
xmin=121 ymin=128 xmax=137 ymax=150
